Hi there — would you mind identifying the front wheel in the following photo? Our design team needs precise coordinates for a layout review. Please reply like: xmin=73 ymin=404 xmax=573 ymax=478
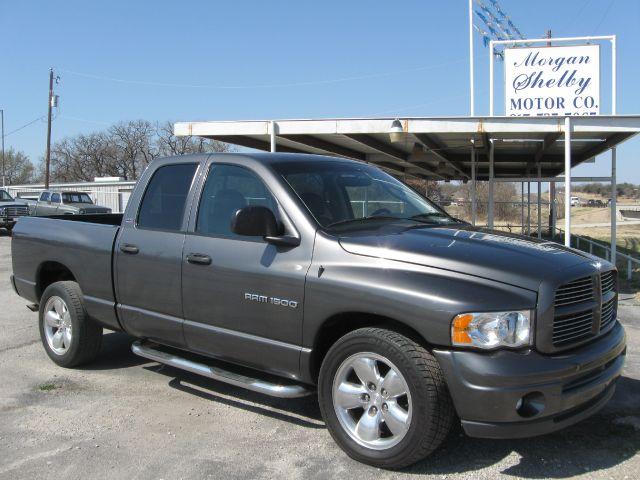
xmin=318 ymin=327 xmax=454 ymax=469
xmin=39 ymin=281 xmax=103 ymax=367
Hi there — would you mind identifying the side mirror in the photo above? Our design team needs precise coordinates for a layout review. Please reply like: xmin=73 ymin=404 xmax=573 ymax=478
xmin=231 ymin=206 xmax=300 ymax=247
xmin=231 ymin=206 xmax=279 ymax=237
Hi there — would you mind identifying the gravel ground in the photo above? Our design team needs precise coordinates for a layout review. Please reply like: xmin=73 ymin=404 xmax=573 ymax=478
xmin=0 ymin=233 xmax=639 ymax=480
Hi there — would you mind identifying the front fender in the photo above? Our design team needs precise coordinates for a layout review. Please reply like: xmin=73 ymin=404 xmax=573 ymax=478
xmin=303 ymin=233 xmax=537 ymax=350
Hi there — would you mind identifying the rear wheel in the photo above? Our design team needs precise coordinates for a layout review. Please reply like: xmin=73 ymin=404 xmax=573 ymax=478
xmin=39 ymin=281 xmax=102 ymax=367
xmin=318 ymin=327 xmax=454 ymax=469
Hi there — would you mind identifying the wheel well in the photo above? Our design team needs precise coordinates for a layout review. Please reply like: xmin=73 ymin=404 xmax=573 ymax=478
xmin=37 ymin=262 xmax=76 ymax=300
xmin=309 ymin=313 xmax=429 ymax=382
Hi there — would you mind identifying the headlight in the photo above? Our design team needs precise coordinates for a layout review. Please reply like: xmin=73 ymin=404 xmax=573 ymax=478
xmin=451 ymin=310 xmax=532 ymax=349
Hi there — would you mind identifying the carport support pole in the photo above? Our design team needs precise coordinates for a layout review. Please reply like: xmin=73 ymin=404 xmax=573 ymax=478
xmin=488 ymin=139 xmax=495 ymax=228
xmin=537 ymin=164 xmax=542 ymax=238
xmin=527 ymin=181 xmax=531 ymax=235
xmin=521 ymin=183 xmax=525 ymax=234
xmin=564 ymin=117 xmax=571 ymax=247
xmin=270 ymin=121 xmax=276 ymax=152
xmin=471 ymin=143 xmax=477 ymax=226
xmin=550 ymin=181 xmax=557 ymax=238
xmin=611 ymin=147 xmax=617 ymax=265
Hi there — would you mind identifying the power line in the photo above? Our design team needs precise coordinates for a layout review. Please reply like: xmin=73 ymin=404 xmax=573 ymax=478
xmin=591 ymin=0 xmax=615 ymax=35
xmin=567 ymin=0 xmax=593 ymax=32
xmin=1 ymin=115 xmax=47 ymax=139
xmin=58 ymin=115 xmax=110 ymax=126
xmin=59 ymin=58 xmax=468 ymax=90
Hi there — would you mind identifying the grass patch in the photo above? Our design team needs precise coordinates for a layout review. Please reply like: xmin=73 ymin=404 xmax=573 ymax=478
xmin=38 ymin=383 xmax=57 ymax=392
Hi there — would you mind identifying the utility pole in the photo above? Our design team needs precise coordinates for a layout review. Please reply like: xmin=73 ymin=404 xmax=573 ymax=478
xmin=45 ymin=68 xmax=55 ymax=189
xmin=1 ymin=109 xmax=5 ymax=187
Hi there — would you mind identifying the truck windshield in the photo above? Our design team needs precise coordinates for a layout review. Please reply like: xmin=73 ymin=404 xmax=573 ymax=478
xmin=273 ymin=160 xmax=457 ymax=230
xmin=0 ymin=190 xmax=14 ymax=201
xmin=62 ymin=192 xmax=93 ymax=204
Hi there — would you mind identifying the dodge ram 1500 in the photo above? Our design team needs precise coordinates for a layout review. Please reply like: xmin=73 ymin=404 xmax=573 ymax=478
xmin=11 ymin=153 xmax=626 ymax=468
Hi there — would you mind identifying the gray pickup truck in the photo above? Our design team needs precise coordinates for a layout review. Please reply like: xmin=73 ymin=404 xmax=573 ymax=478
xmin=0 ymin=189 xmax=30 ymax=234
xmin=24 ymin=190 xmax=111 ymax=216
xmin=11 ymin=153 xmax=625 ymax=469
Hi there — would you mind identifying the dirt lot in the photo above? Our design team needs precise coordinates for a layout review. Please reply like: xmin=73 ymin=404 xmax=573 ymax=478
xmin=1 ymin=234 xmax=639 ymax=479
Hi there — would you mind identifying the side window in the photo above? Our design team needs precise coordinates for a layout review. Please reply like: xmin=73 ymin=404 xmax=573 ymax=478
xmin=196 ymin=164 xmax=277 ymax=237
xmin=50 ymin=193 xmax=61 ymax=203
xmin=137 ymin=163 xmax=198 ymax=231
xmin=40 ymin=192 xmax=50 ymax=202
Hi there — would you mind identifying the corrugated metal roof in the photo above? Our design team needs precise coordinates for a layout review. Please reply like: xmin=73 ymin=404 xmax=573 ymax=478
xmin=175 ymin=116 xmax=640 ymax=180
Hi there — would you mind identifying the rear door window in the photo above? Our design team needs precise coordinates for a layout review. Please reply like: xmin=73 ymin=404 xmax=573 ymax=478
xmin=137 ymin=163 xmax=198 ymax=231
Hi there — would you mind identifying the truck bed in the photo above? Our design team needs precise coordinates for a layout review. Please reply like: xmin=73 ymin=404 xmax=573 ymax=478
xmin=11 ymin=214 xmax=123 ymax=331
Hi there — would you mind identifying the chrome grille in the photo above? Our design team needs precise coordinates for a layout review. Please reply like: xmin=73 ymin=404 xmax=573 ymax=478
xmin=553 ymin=276 xmax=594 ymax=307
xmin=600 ymin=297 xmax=617 ymax=331
xmin=3 ymin=206 xmax=29 ymax=217
xmin=553 ymin=310 xmax=594 ymax=347
xmin=551 ymin=270 xmax=618 ymax=349
xmin=601 ymin=271 xmax=616 ymax=296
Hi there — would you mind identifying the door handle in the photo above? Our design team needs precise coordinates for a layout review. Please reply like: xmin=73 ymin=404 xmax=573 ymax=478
xmin=120 ymin=243 xmax=139 ymax=254
xmin=186 ymin=253 xmax=212 ymax=265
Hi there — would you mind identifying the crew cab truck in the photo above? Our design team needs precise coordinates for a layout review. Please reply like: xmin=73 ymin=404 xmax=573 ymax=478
xmin=11 ymin=153 xmax=626 ymax=469
xmin=25 ymin=190 xmax=111 ymax=216
xmin=0 ymin=189 xmax=29 ymax=234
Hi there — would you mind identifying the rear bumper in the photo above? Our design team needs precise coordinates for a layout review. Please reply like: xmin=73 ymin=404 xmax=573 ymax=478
xmin=434 ymin=321 xmax=626 ymax=439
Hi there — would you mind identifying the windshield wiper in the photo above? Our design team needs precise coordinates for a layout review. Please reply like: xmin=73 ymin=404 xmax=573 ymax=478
xmin=326 ymin=215 xmax=400 ymax=229
xmin=409 ymin=212 xmax=460 ymax=223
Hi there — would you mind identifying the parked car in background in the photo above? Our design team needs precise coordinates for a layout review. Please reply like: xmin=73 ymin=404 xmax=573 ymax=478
xmin=570 ymin=196 xmax=581 ymax=207
xmin=587 ymin=199 xmax=606 ymax=208
xmin=0 ymin=190 xmax=30 ymax=234
xmin=23 ymin=190 xmax=111 ymax=216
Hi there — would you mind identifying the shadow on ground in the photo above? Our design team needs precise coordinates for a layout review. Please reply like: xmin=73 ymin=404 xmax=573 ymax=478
xmin=83 ymin=331 xmax=640 ymax=477
xmin=408 ymin=376 xmax=640 ymax=478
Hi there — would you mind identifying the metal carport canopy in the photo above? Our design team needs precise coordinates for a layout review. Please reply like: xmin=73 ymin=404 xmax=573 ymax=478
xmin=174 ymin=115 xmax=640 ymax=181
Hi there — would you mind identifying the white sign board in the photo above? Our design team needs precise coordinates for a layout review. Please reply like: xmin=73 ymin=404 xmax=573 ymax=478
xmin=505 ymin=44 xmax=600 ymax=116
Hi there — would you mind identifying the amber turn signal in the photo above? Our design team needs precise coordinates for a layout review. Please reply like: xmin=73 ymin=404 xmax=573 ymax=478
xmin=451 ymin=313 xmax=474 ymax=344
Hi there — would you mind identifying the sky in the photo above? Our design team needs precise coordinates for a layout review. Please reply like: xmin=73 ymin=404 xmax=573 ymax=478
xmin=1 ymin=0 xmax=640 ymax=182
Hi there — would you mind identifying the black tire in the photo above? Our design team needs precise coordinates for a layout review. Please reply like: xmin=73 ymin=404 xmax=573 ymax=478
xmin=318 ymin=327 xmax=454 ymax=469
xmin=38 ymin=281 xmax=102 ymax=367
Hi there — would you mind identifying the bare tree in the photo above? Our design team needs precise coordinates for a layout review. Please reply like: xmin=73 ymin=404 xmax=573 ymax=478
xmin=1 ymin=148 xmax=36 ymax=184
xmin=155 ymin=121 xmax=230 ymax=156
xmin=48 ymin=120 xmax=233 ymax=182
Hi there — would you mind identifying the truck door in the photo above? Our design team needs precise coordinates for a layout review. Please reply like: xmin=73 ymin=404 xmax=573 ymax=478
xmin=115 ymin=162 xmax=199 ymax=347
xmin=181 ymin=163 xmax=310 ymax=378
xmin=35 ymin=192 xmax=51 ymax=216
xmin=50 ymin=192 xmax=62 ymax=214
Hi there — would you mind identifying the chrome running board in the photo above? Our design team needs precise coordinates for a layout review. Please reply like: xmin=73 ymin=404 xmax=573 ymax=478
xmin=131 ymin=340 xmax=314 ymax=399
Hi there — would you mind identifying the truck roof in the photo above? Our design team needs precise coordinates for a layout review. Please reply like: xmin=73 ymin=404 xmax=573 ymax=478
xmin=150 ymin=152 xmax=366 ymax=171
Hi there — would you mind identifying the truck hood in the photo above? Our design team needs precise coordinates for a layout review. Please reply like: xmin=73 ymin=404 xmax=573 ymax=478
xmin=0 ymin=201 xmax=28 ymax=208
xmin=338 ymin=223 xmax=594 ymax=291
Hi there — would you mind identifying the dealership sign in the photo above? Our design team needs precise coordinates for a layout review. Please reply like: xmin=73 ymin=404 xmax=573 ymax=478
xmin=505 ymin=44 xmax=600 ymax=116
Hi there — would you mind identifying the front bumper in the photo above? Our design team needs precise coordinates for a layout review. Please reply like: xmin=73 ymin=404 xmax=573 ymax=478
xmin=434 ymin=321 xmax=626 ymax=439
xmin=0 ymin=216 xmax=17 ymax=226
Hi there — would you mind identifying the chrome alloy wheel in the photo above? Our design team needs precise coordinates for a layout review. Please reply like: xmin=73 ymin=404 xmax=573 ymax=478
xmin=332 ymin=352 xmax=412 ymax=450
xmin=43 ymin=296 xmax=73 ymax=355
